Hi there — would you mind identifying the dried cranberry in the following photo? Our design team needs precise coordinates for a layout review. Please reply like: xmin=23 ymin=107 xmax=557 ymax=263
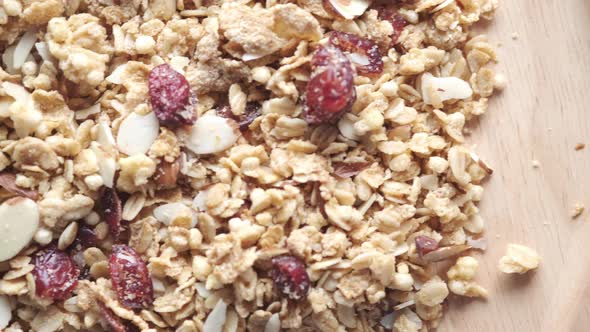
xmin=216 ymin=103 xmax=261 ymax=132
xmin=271 ymin=255 xmax=310 ymax=300
xmin=99 ymin=187 xmax=122 ymax=240
xmin=304 ymin=45 xmax=356 ymax=125
xmin=33 ymin=246 xmax=80 ymax=300
xmin=415 ymin=235 xmax=439 ymax=257
xmin=148 ymin=64 xmax=195 ymax=126
xmin=378 ymin=8 xmax=407 ymax=45
xmin=329 ymin=31 xmax=383 ymax=75
xmin=98 ymin=302 xmax=129 ymax=332
xmin=333 ymin=162 xmax=372 ymax=178
xmin=239 ymin=103 xmax=261 ymax=131
xmin=216 ymin=105 xmax=235 ymax=119
xmin=109 ymin=245 xmax=154 ymax=309
xmin=71 ymin=225 xmax=98 ymax=250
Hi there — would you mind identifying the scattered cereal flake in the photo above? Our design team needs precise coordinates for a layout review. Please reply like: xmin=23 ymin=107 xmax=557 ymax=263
xmin=575 ymin=143 xmax=586 ymax=151
xmin=531 ymin=160 xmax=540 ymax=168
xmin=511 ymin=32 xmax=519 ymax=40
xmin=571 ymin=203 xmax=585 ymax=219
xmin=498 ymin=244 xmax=541 ymax=274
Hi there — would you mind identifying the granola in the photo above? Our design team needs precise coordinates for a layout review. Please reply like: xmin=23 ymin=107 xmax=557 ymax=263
xmin=0 ymin=0 xmax=507 ymax=331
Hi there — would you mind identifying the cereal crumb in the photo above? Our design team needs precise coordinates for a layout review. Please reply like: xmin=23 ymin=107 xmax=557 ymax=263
xmin=498 ymin=244 xmax=541 ymax=274
xmin=511 ymin=32 xmax=519 ymax=40
xmin=531 ymin=160 xmax=540 ymax=168
xmin=574 ymin=143 xmax=586 ymax=151
xmin=571 ymin=203 xmax=585 ymax=219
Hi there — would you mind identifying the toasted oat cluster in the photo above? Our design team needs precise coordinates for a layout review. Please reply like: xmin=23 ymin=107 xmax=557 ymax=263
xmin=0 ymin=0 xmax=503 ymax=331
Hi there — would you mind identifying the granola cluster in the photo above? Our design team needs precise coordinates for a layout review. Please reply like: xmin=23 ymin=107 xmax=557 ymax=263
xmin=0 ymin=0 xmax=517 ymax=331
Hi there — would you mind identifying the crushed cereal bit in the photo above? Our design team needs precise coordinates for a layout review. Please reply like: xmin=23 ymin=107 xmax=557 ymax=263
xmin=574 ymin=143 xmax=586 ymax=151
xmin=0 ymin=0 xmax=510 ymax=330
xmin=498 ymin=244 xmax=541 ymax=274
xmin=531 ymin=159 xmax=541 ymax=168
xmin=571 ymin=203 xmax=585 ymax=219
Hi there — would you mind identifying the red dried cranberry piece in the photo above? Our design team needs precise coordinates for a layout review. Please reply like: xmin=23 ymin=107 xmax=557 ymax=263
xmin=329 ymin=31 xmax=383 ymax=75
xmin=271 ymin=255 xmax=310 ymax=300
xmin=98 ymin=302 xmax=129 ymax=332
xmin=99 ymin=187 xmax=122 ymax=240
xmin=216 ymin=103 xmax=261 ymax=132
xmin=109 ymin=245 xmax=154 ymax=309
xmin=415 ymin=235 xmax=439 ymax=257
xmin=304 ymin=45 xmax=356 ymax=125
xmin=239 ymin=103 xmax=261 ymax=131
xmin=333 ymin=162 xmax=372 ymax=178
xmin=148 ymin=64 xmax=195 ymax=126
xmin=216 ymin=105 xmax=235 ymax=119
xmin=378 ymin=8 xmax=407 ymax=45
xmin=33 ymin=246 xmax=80 ymax=300
xmin=72 ymin=225 xmax=98 ymax=250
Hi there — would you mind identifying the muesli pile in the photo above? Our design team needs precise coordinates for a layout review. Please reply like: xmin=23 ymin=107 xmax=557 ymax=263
xmin=0 ymin=0 xmax=504 ymax=331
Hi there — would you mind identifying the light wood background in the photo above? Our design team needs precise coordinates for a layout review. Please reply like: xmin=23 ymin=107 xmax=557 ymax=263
xmin=439 ymin=1 xmax=590 ymax=331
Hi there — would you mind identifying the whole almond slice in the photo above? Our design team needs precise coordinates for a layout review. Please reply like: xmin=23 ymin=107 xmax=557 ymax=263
xmin=90 ymin=142 xmax=116 ymax=188
xmin=203 ymin=299 xmax=228 ymax=332
xmin=422 ymin=244 xmax=471 ymax=262
xmin=153 ymin=202 xmax=197 ymax=228
xmin=0 ymin=197 xmax=39 ymax=261
xmin=264 ymin=313 xmax=281 ymax=332
xmin=421 ymin=73 xmax=473 ymax=105
xmin=13 ymin=30 xmax=37 ymax=70
xmin=117 ymin=112 xmax=160 ymax=156
xmin=0 ymin=295 xmax=10 ymax=329
xmin=185 ymin=115 xmax=239 ymax=155
xmin=323 ymin=0 xmax=371 ymax=20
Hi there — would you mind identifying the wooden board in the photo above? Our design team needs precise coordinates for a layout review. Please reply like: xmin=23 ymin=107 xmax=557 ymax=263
xmin=439 ymin=1 xmax=590 ymax=331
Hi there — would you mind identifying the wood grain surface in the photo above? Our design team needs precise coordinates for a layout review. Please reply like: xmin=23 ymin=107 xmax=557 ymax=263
xmin=438 ymin=1 xmax=590 ymax=331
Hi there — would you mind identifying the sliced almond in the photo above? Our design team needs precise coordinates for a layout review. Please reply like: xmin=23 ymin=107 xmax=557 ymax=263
xmin=241 ymin=53 xmax=267 ymax=62
xmin=185 ymin=115 xmax=239 ymax=155
xmin=203 ymin=299 xmax=228 ymax=332
xmin=90 ymin=142 xmax=116 ymax=188
xmin=106 ymin=64 xmax=127 ymax=84
xmin=469 ymin=151 xmax=494 ymax=175
xmin=153 ymin=202 xmax=197 ymax=228
xmin=0 ymin=295 xmax=10 ymax=329
xmin=323 ymin=0 xmax=371 ymax=20
xmin=422 ymin=244 xmax=471 ymax=262
xmin=75 ymin=104 xmax=101 ymax=120
xmin=117 ymin=112 xmax=160 ymax=156
xmin=13 ymin=30 xmax=37 ymax=70
xmin=2 ymin=82 xmax=31 ymax=102
xmin=192 ymin=190 xmax=208 ymax=212
xmin=264 ymin=313 xmax=281 ymax=332
xmin=421 ymin=73 xmax=473 ymax=105
xmin=337 ymin=114 xmax=360 ymax=141
xmin=0 ymin=197 xmax=39 ymax=261
xmin=34 ymin=42 xmax=52 ymax=62
xmin=97 ymin=120 xmax=116 ymax=151
xmin=2 ymin=46 xmax=16 ymax=73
